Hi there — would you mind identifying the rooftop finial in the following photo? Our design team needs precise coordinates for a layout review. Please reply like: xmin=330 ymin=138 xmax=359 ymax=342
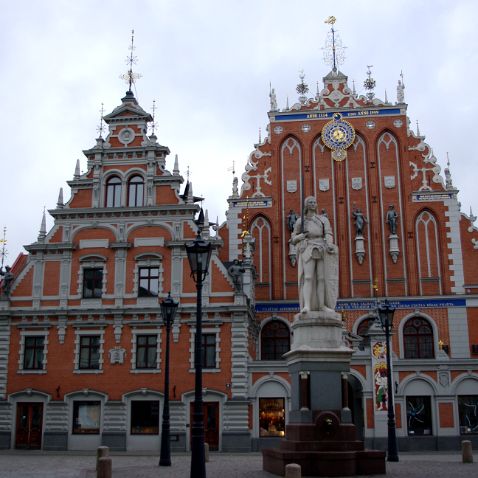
xmin=96 ymin=103 xmax=105 ymax=139
xmin=323 ymin=16 xmax=345 ymax=73
xmin=363 ymin=65 xmax=376 ymax=102
xmin=352 ymin=79 xmax=356 ymax=95
xmin=186 ymin=165 xmax=191 ymax=183
xmin=57 ymin=188 xmax=64 ymax=209
xmin=173 ymin=154 xmax=180 ymax=175
xmin=269 ymin=83 xmax=278 ymax=111
xmin=397 ymin=70 xmax=405 ymax=103
xmin=120 ymin=29 xmax=142 ymax=94
xmin=416 ymin=120 xmax=421 ymax=137
xmin=296 ymin=70 xmax=309 ymax=104
xmin=0 ymin=226 xmax=7 ymax=270
xmin=258 ymin=127 xmax=262 ymax=144
xmin=74 ymin=159 xmax=81 ymax=179
xmin=444 ymin=152 xmax=453 ymax=189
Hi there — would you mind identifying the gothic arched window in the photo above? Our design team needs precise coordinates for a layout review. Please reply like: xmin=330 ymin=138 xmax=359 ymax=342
xmin=128 ymin=175 xmax=144 ymax=207
xmin=403 ymin=317 xmax=434 ymax=359
xmin=261 ymin=320 xmax=290 ymax=360
xmin=106 ymin=176 xmax=122 ymax=207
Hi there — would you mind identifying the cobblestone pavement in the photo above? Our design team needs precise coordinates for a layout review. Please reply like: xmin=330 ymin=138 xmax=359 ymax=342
xmin=0 ymin=451 xmax=477 ymax=478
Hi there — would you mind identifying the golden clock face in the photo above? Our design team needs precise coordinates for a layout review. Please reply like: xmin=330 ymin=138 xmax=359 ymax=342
xmin=332 ymin=128 xmax=346 ymax=141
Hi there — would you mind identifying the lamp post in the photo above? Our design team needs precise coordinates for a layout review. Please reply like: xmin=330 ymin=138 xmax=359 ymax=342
xmin=378 ymin=299 xmax=399 ymax=462
xmin=186 ymin=232 xmax=213 ymax=478
xmin=159 ymin=292 xmax=178 ymax=466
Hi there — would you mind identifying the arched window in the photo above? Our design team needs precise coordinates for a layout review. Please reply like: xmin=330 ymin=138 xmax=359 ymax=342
xmin=356 ymin=317 xmax=375 ymax=349
xmin=403 ymin=317 xmax=434 ymax=359
xmin=128 ymin=175 xmax=144 ymax=207
xmin=261 ymin=320 xmax=290 ymax=360
xmin=106 ymin=176 xmax=122 ymax=207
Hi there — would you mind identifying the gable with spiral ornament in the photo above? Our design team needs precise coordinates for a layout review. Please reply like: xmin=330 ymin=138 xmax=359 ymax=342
xmin=241 ymin=147 xmax=272 ymax=197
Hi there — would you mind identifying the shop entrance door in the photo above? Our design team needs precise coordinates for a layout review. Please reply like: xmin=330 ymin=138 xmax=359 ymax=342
xmin=190 ymin=401 xmax=219 ymax=451
xmin=15 ymin=402 xmax=43 ymax=449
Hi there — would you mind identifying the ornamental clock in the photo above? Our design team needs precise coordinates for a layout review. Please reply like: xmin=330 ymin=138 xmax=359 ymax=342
xmin=321 ymin=113 xmax=356 ymax=161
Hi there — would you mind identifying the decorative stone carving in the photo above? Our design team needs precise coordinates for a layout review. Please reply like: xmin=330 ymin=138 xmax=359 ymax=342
xmin=384 ymin=176 xmax=396 ymax=189
xmin=351 ymin=177 xmax=362 ymax=190
xmin=388 ymin=235 xmax=400 ymax=263
xmin=319 ymin=178 xmax=330 ymax=192
xmin=354 ymin=236 xmax=365 ymax=265
xmin=109 ymin=347 xmax=126 ymax=364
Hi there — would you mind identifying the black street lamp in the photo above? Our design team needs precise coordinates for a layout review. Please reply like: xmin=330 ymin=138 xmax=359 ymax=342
xmin=186 ymin=232 xmax=213 ymax=478
xmin=377 ymin=299 xmax=399 ymax=462
xmin=159 ymin=292 xmax=178 ymax=466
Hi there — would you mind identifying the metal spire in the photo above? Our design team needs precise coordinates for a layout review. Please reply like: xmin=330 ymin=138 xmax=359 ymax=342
xmin=258 ymin=127 xmax=262 ymax=143
xmin=150 ymin=99 xmax=157 ymax=136
xmin=296 ymin=70 xmax=309 ymax=104
xmin=96 ymin=103 xmax=105 ymax=138
xmin=323 ymin=16 xmax=346 ymax=72
xmin=0 ymin=227 xmax=7 ymax=270
xmin=120 ymin=29 xmax=142 ymax=93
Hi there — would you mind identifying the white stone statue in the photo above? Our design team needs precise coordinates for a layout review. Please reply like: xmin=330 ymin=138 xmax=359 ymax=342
xmin=291 ymin=196 xmax=338 ymax=314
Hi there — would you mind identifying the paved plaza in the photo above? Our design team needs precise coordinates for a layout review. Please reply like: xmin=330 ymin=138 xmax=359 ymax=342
xmin=0 ymin=451 xmax=477 ymax=478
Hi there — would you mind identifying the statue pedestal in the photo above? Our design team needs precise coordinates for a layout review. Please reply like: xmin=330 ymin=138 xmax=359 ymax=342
xmin=262 ymin=311 xmax=385 ymax=476
xmin=388 ymin=234 xmax=400 ymax=263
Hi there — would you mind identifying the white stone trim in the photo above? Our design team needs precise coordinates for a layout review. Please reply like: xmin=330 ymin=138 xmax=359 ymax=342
xmin=133 ymin=257 xmax=164 ymax=297
xmin=76 ymin=260 xmax=107 ymax=298
xmin=444 ymin=197 xmax=465 ymax=294
xmin=79 ymin=239 xmax=109 ymax=249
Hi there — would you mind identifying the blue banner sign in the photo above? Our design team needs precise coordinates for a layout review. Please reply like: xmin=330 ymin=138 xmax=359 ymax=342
xmin=255 ymin=297 xmax=466 ymax=313
xmin=273 ymin=108 xmax=402 ymax=123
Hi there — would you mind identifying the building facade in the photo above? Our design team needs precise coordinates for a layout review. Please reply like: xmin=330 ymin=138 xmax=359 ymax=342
xmin=0 ymin=62 xmax=478 ymax=452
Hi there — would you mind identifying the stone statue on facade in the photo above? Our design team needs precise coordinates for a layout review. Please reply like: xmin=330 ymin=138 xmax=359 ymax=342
xmin=291 ymin=196 xmax=338 ymax=314
xmin=228 ymin=259 xmax=245 ymax=292
xmin=352 ymin=208 xmax=368 ymax=236
xmin=270 ymin=88 xmax=278 ymax=112
xmin=0 ymin=266 xmax=14 ymax=297
xmin=287 ymin=209 xmax=298 ymax=232
xmin=386 ymin=205 xmax=399 ymax=235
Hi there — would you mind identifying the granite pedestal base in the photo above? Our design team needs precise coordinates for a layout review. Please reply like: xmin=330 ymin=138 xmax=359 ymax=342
xmin=262 ymin=313 xmax=386 ymax=476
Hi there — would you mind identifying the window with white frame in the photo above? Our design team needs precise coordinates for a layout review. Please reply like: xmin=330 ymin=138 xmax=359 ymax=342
xmin=74 ymin=330 xmax=104 ymax=372
xmin=19 ymin=331 xmax=48 ymax=373
xmin=105 ymin=176 xmax=122 ymax=207
xmin=78 ymin=256 xmax=107 ymax=299
xmin=134 ymin=255 xmax=163 ymax=298
xmin=130 ymin=329 xmax=161 ymax=372
xmin=127 ymin=175 xmax=144 ymax=207
xmin=190 ymin=327 xmax=221 ymax=371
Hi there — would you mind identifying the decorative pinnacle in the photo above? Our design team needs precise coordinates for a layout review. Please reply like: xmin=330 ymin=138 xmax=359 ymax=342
xmin=120 ymin=29 xmax=142 ymax=92
xmin=322 ymin=16 xmax=346 ymax=72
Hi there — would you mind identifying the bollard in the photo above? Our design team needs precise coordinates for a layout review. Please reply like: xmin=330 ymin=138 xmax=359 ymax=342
xmin=97 ymin=456 xmax=112 ymax=478
xmin=96 ymin=446 xmax=110 ymax=471
xmin=462 ymin=440 xmax=473 ymax=463
xmin=204 ymin=442 xmax=210 ymax=462
xmin=285 ymin=463 xmax=301 ymax=478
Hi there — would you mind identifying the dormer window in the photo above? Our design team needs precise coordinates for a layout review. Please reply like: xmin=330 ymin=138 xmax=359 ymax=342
xmin=106 ymin=176 xmax=122 ymax=207
xmin=128 ymin=176 xmax=144 ymax=207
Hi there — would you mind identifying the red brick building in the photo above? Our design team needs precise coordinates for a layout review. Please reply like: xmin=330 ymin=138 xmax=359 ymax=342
xmin=1 ymin=62 xmax=478 ymax=452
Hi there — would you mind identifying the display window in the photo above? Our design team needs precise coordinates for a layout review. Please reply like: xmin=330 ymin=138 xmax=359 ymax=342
xmin=458 ymin=395 xmax=478 ymax=434
xmin=259 ymin=398 xmax=285 ymax=437
xmin=130 ymin=400 xmax=160 ymax=435
xmin=406 ymin=396 xmax=432 ymax=435
xmin=72 ymin=401 xmax=101 ymax=434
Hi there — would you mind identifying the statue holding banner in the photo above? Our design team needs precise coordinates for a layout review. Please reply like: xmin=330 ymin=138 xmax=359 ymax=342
xmin=291 ymin=196 xmax=339 ymax=314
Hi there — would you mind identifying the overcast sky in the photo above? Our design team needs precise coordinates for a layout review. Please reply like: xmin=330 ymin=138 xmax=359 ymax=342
xmin=1 ymin=0 xmax=477 ymax=265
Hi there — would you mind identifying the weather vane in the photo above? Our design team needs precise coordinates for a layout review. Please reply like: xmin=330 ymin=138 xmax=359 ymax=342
xmin=364 ymin=65 xmax=376 ymax=102
xmin=322 ymin=16 xmax=346 ymax=72
xmin=120 ymin=29 xmax=142 ymax=92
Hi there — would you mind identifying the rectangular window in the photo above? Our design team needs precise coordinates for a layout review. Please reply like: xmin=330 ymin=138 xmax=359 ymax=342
xmin=259 ymin=398 xmax=285 ymax=437
xmin=79 ymin=336 xmax=100 ymax=370
xmin=23 ymin=336 xmax=45 ymax=370
xmin=136 ymin=335 xmax=157 ymax=369
xmin=406 ymin=396 xmax=432 ymax=436
xmin=138 ymin=267 xmax=160 ymax=297
xmin=130 ymin=400 xmax=159 ymax=435
xmin=202 ymin=334 xmax=216 ymax=369
xmin=83 ymin=268 xmax=103 ymax=298
xmin=458 ymin=395 xmax=478 ymax=434
xmin=72 ymin=401 xmax=101 ymax=434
